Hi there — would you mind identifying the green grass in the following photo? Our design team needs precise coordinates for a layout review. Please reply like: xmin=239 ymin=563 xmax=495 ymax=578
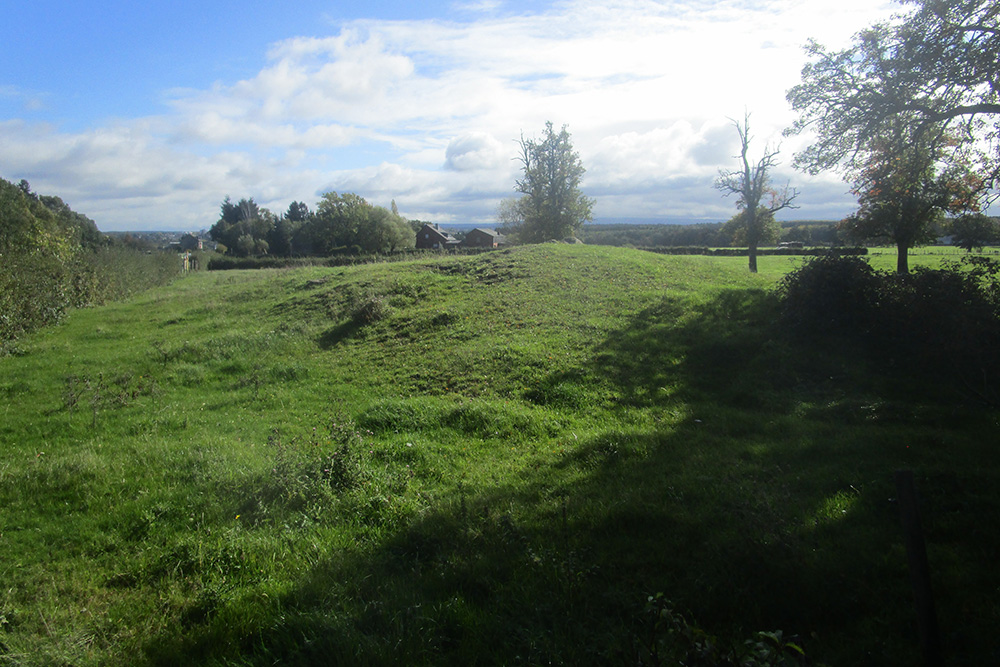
xmin=1 ymin=244 xmax=997 ymax=665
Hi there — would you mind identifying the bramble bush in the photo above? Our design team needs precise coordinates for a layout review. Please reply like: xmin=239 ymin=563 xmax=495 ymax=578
xmin=1 ymin=176 xmax=182 ymax=348
xmin=0 ymin=252 xmax=71 ymax=344
xmin=777 ymin=255 xmax=884 ymax=338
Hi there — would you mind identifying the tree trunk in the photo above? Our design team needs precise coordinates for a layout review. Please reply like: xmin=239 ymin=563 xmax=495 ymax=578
xmin=897 ymin=242 xmax=910 ymax=274
xmin=748 ymin=243 xmax=759 ymax=273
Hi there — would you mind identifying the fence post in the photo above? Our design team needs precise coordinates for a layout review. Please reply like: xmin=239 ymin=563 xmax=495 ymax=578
xmin=894 ymin=469 xmax=942 ymax=667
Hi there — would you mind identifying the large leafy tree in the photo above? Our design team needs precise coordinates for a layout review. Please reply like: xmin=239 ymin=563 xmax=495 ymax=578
xmin=358 ymin=206 xmax=415 ymax=254
xmin=714 ymin=113 xmax=798 ymax=273
xmin=306 ymin=192 xmax=374 ymax=255
xmin=512 ymin=122 xmax=594 ymax=243
xmin=786 ymin=0 xmax=1000 ymax=191
xmin=838 ymin=123 xmax=981 ymax=273
xmin=304 ymin=192 xmax=413 ymax=255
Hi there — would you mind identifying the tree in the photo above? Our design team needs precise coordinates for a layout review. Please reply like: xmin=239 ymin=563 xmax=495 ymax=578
xmin=264 ymin=201 xmax=311 ymax=256
xmin=722 ymin=207 xmax=781 ymax=248
xmin=358 ymin=206 xmax=415 ymax=254
xmin=513 ymin=122 xmax=594 ymax=243
xmin=209 ymin=197 xmax=275 ymax=256
xmin=838 ymin=122 xmax=980 ymax=273
xmin=786 ymin=0 xmax=1000 ymax=192
xmin=714 ymin=113 xmax=798 ymax=272
xmin=284 ymin=201 xmax=311 ymax=223
xmin=306 ymin=192 xmax=373 ymax=255
xmin=303 ymin=192 xmax=414 ymax=255
xmin=267 ymin=218 xmax=298 ymax=256
xmin=949 ymin=213 xmax=998 ymax=251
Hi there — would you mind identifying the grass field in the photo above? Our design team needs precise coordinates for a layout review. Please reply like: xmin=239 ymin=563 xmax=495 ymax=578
xmin=1 ymin=244 xmax=997 ymax=665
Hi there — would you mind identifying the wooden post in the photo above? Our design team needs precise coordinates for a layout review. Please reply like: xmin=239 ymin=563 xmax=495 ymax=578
xmin=895 ymin=469 xmax=943 ymax=667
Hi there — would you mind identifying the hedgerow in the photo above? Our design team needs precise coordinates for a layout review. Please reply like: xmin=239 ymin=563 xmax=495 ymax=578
xmin=778 ymin=254 xmax=1000 ymax=400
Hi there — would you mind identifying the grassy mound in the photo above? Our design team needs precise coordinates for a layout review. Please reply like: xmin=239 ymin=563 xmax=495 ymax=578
xmin=0 ymin=245 xmax=996 ymax=666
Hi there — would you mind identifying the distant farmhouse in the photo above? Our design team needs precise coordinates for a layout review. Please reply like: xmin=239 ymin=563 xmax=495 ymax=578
xmin=463 ymin=228 xmax=505 ymax=248
xmin=416 ymin=223 xmax=506 ymax=250
xmin=416 ymin=223 xmax=461 ymax=249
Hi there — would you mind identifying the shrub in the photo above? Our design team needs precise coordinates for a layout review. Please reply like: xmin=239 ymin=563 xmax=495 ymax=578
xmin=778 ymin=255 xmax=1000 ymax=397
xmin=0 ymin=253 xmax=71 ymax=344
xmin=878 ymin=263 xmax=1000 ymax=371
xmin=777 ymin=254 xmax=884 ymax=338
xmin=257 ymin=426 xmax=364 ymax=515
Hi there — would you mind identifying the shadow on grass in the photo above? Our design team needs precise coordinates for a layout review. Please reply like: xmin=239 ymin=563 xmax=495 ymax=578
xmin=145 ymin=289 xmax=998 ymax=666
xmin=317 ymin=320 xmax=363 ymax=349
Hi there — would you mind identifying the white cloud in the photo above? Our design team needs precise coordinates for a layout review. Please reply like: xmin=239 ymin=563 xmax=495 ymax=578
xmin=445 ymin=132 xmax=506 ymax=171
xmin=3 ymin=0 xmax=898 ymax=230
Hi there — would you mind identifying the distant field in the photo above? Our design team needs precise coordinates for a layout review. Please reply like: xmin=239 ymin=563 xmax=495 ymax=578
xmin=1 ymin=245 xmax=996 ymax=666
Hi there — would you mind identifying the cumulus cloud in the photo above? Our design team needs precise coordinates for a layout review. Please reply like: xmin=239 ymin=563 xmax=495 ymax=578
xmin=3 ymin=0 xmax=896 ymax=230
xmin=444 ymin=133 xmax=505 ymax=171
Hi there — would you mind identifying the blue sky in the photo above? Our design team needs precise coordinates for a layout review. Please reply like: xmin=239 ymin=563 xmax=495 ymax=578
xmin=1 ymin=0 xmax=898 ymax=231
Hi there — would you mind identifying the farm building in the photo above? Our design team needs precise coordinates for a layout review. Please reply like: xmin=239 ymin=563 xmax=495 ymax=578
xmin=416 ymin=223 xmax=461 ymax=250
xmin=462 ymin=228 xmax=505 ymax=248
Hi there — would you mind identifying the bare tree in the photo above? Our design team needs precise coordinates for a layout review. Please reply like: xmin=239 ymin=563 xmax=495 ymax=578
xmin=715 ymin=113 xmax=798 ymax=273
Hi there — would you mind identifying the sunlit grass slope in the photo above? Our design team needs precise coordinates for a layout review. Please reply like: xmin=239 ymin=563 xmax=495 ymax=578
xmin=1 ymin=244 xmax=996 ymax=666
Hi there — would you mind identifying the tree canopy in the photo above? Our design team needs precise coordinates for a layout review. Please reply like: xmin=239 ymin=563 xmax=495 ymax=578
xmin=838 ymin=122 xmax=981 ymax=272
xmin=509 ymin=122 xmax=594 ymax=243
xmin=722 ymin=208 xmax=781 ymax=248
xmin=307 ymin=191 xmax=413 ymax=255
xmin=209 ymin=197 xmax=276 ymax=257
xmin=211 ymin=192 xmax=414 ymax=258
xmin=1 ymin=179 xmax=103 ymax=260
xmin=950 ymin=213 xmax=1000 ymax=251
xmin=786 ymin=0 xmax=1000 ymax=192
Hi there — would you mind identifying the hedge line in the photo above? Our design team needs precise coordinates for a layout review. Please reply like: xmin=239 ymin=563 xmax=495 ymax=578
xmin=206 ymin=246 xmax=501 ymax=271
xmin=1 ymin=247 xmax=181 ymax=349
xmin=639 ymin=246 xmax=868 ymax=256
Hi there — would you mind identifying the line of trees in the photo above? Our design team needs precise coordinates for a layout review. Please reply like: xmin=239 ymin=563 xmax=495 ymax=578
xmin=580 ymin=221 xmax=848 ymax=249
xmin=209 ymin=192 xmax=416 ymax=257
